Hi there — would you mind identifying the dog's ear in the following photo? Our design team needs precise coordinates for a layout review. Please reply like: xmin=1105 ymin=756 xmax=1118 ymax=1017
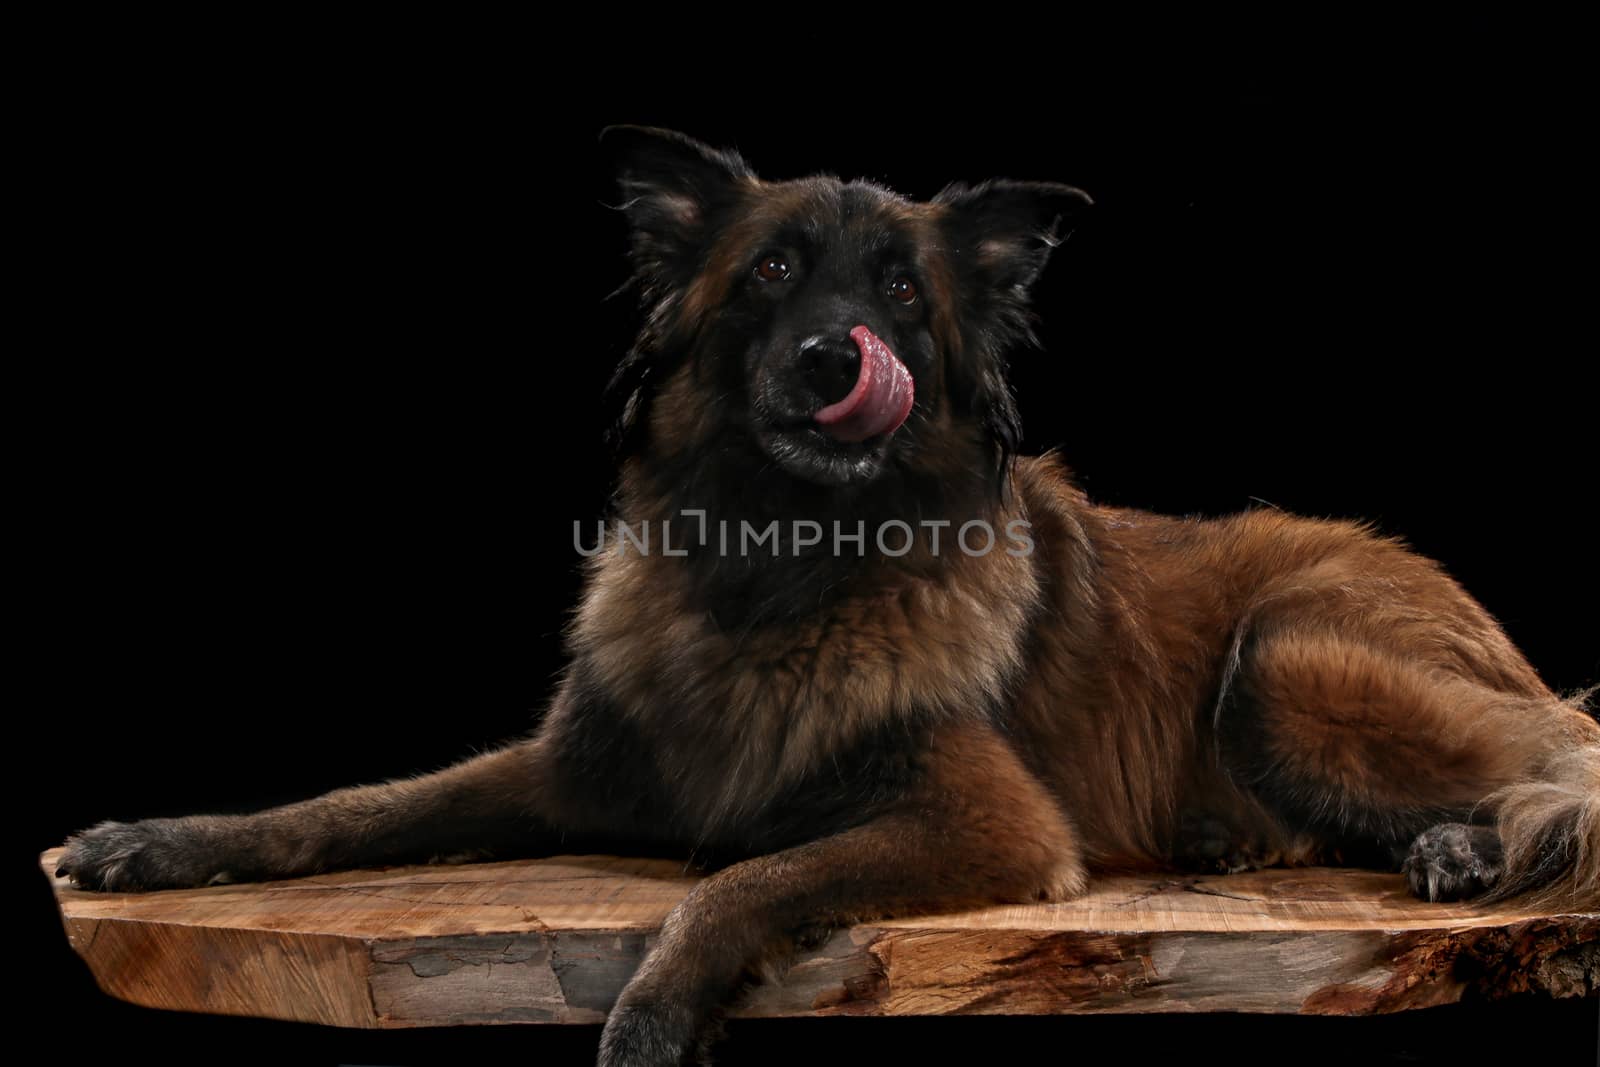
xmin=933 ymin=180 xmax=1090 ymax=493
xmin=601 ymin=126 xmax=753 ymax=291
xmin=934 ymin=179 xmax=1093 ymax=299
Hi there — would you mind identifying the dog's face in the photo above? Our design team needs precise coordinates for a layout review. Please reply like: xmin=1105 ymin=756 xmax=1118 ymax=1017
xmin=737 ymin=184 xmax=938 ymax=487
xmin=605 ymin=127 xmax=1090 ymax=492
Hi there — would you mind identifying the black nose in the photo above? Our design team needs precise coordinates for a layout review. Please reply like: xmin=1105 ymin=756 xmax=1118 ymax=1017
xmin=797 ymin=335 xmax=861 ymax=406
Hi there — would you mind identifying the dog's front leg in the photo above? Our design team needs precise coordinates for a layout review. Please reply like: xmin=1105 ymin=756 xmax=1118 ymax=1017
xmin=56 ymin=674 xmax=670 ymax=892
xmin=56 ymin=736 xmax=563 ymax=891
xmin=597 ymin=724 xmax=1083 ymax=1067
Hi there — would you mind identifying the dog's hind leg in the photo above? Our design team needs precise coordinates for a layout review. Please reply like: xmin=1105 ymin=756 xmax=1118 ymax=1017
xmin=1219 ymin=625 xmax=1600 ymax=907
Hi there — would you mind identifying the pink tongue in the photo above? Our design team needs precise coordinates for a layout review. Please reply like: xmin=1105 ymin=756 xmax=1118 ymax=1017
xmin=813 ymin=326 xmax=915 ymax=443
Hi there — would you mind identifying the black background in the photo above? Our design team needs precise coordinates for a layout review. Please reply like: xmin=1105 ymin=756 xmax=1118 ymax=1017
xmin=21 ymin=36 xmax=1598 ymax=1066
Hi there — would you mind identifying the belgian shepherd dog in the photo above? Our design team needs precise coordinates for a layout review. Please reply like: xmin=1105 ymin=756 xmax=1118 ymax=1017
xmin=58 ymin=127 xmax=1600 ymax=1066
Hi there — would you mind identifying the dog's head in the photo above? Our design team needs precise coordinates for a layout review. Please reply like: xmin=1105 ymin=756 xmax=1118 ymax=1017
xmin=603 ymin=127 xmax=1089 ymax=494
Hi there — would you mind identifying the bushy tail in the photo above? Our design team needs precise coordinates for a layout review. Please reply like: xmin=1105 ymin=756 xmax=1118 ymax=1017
xmin=1482 ymin=689 xmax=1600 ymax=911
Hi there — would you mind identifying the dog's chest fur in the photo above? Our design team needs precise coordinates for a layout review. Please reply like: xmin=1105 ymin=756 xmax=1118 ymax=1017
xmin=571 ymin=540 xmax=1042 ymax=840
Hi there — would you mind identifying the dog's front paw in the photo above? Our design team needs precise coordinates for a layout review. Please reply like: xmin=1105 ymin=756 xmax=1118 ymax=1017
xmin=1173 ymin=810 xmax=1273 ymax=874
xmin=57 ymin=818 xmax=229 ymax=892
xmin=1402 ymin=822 xmax=1504 ymax=902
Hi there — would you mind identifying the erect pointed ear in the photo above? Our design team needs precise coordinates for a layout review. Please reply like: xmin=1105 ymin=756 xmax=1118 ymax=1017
xmin=934 ymin=179 xmax=1093 ymax=297
xmin=600 ymin=125 xmax=754 ymax=290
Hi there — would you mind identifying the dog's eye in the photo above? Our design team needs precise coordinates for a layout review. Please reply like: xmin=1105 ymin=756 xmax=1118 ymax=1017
xmin=888 ymin=277 xmax=918 ymax=305
xmin=754 ymin=254 xmax=791 ymax=282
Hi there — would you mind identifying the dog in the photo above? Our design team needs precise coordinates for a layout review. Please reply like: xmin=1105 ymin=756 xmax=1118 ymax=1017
xmin=57 ymin=126 xmax=1600 ymax=1066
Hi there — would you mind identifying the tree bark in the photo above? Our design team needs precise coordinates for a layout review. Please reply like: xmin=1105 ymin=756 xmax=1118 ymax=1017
xmin=42 ymin=850 xmax=1597 ymax=1028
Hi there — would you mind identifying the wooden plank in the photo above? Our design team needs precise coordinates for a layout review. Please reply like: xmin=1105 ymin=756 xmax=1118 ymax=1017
xmin=41 ymin=849 xmax=1598 ymax=1027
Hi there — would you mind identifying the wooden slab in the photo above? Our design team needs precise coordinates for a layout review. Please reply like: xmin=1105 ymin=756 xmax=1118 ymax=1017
xmin=40 ymin=850 xmax=1597 ymax=1028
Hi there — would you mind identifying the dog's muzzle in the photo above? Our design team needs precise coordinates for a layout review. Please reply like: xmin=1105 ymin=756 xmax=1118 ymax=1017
xmin=812 ymin=326 xmax=915 ymax=443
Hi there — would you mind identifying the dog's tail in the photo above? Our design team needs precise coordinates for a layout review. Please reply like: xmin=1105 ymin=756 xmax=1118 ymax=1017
xmin=1481 ymin=687 xmax=1600 ymax=910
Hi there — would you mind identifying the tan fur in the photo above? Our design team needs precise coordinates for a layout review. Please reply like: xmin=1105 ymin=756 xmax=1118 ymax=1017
xmin=59 ymin=131 xmax=1600 ymax=1065
xmin=574 ymin=471 xmax=1042 ymax=838
xmin=568 ymin=442 xmax=1600 ymax=912
xmin=677 ymin=179 xmax=829 ymax=337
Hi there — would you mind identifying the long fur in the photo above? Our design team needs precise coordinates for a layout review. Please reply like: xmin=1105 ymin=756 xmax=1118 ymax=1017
xmin=57 ymin=128 xmax=1599 ymax=1066
xmin=1479 ymin=689 xmax=1600 ymax=906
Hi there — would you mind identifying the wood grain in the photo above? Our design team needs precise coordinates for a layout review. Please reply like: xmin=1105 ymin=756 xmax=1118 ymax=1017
xmin=41 ymin=850 xmax=1598 ymax=1027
